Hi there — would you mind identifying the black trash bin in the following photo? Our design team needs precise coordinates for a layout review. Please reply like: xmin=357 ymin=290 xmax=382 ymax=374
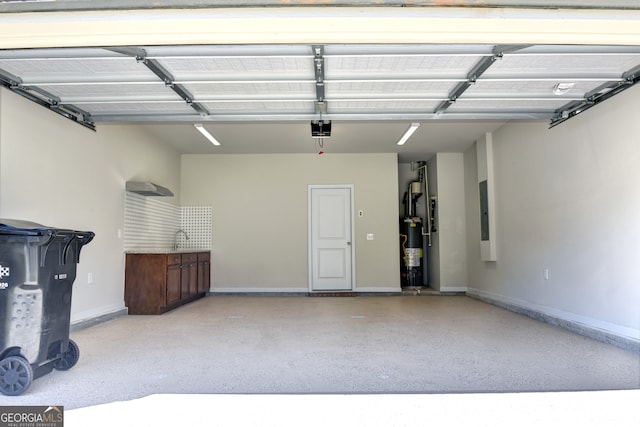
xmin=0 ymin=219 xmax=94 ymax=396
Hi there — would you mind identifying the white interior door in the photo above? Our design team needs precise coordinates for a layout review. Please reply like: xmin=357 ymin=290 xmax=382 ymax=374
xmin=309 ymin=186 xmax=354 ymax=291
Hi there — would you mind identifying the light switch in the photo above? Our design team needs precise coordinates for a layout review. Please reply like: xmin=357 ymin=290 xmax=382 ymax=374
xmin=366 ymin=233 xmax=374 ymax=240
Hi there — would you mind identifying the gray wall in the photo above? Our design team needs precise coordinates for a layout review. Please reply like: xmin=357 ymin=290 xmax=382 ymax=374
xmin=423 ymin=154 xmax=468 ymax=292
xmin=180 ymin=153 xmax=401 ymax=292
xmin=433 ymin=153 xmax=467 ymax=292
xmin=464 ymin=84 xmax=640 ymax=340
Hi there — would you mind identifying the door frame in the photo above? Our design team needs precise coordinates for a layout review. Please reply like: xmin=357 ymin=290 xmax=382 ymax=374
xmin=308 ymin=184 xmax=356 ymax=292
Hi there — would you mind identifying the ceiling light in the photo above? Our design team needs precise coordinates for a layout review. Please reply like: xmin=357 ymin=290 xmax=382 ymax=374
xmin=396 ymin=123 xmax=420 ymax=146
xmin=553 ymin=82 xmax=576 ymax=96
xmin=194 ymin=124 xmax=221 ymax=146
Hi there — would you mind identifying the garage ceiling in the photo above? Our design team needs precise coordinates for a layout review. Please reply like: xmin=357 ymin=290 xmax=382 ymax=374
xmin=0 ymin=4 xmax=639 ymax=161
xmin=2 ymin=43 xmax=638 ymax=126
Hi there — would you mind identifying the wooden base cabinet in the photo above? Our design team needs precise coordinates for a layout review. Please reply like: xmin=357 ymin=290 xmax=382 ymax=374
xmin=180 ymin=253 xmax=198 ymax=301
xmin=125 ymin=251 xmax=210 ymax=315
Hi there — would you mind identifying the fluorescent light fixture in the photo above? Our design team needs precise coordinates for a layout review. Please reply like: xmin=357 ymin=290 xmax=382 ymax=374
xmin=194 ymin=123 xmax=221 ymax=146
xmin=396 ymin=123 xmax=420 ymax=146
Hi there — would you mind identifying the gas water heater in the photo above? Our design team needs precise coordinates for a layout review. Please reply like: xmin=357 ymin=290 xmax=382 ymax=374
xmin=400 ymin=163 xmax=433 ymax=288
xmin=400 ymin=181 xmax=424 ymax=287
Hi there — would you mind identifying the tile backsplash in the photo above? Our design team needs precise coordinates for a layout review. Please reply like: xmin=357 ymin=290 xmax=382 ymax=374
xmin=181 ymin=206 xmax=212 ymax=250
xmin=124 ymin=192 xmax=212 ymax=251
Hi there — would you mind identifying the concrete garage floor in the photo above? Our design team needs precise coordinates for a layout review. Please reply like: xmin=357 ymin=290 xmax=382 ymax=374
xmin=5 ymin=295 xmax=640 ymax=424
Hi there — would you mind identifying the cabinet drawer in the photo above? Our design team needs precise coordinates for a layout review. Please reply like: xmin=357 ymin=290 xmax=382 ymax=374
xmin=197 ymin=252 xmax=210 ymax=262
xmin=167 ymin=254 xmax=182 ymax=265
xmin=182 ymin=253 xmax=198 ymax=264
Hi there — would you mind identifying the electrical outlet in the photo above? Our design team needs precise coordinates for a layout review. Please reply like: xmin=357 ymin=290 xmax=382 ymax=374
xmin=366 ymin=233 xmax=374 ymax=240
xmin=358 ymin=210 xmax=364 ymax=217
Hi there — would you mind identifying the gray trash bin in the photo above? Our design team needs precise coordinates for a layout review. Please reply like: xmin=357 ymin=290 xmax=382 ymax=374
xmin=0 ymin=219 xmax=94 ymax=396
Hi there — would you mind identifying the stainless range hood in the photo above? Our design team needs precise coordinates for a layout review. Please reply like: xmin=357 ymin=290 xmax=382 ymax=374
xmin=126 ymin=181 xmax=174 ymax=197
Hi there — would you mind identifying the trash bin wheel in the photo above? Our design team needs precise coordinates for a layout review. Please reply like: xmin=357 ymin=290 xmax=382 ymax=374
xmin=53 ymin=339 xmax=80 ymax=371
xmin=0 ymin=355 xmax=34 ymax=396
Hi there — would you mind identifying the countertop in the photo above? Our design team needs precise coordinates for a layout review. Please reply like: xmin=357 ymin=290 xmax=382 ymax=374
xmin=125 ymin=249 xmax=210 ymax=254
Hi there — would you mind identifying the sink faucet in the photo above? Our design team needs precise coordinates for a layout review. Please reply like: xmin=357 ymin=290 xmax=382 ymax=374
xmin=174 ymin=229 xmax=190 ymax=251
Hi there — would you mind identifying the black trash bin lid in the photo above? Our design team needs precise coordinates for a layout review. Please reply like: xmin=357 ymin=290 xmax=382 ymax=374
xmin=0 ymin=219 xmax=94 ymax=246
xmin=0 ymin=219 xmax=53 ymax=236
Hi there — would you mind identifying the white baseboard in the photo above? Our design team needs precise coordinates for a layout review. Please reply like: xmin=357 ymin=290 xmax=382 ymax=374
xmin=71 ymin=304 xmax=128 ymax=330
xmin=467 ymin=287 xmax=639 ymax=352
xmin=210 ymin=287 xmax=308 ymax=294
xmin=438 ymin=286 xmax=468 ymax=293
xmin=355 ymin=286 xmax=401 ymax=293
xmin=211 ymin=286 xmax=403 ymax=294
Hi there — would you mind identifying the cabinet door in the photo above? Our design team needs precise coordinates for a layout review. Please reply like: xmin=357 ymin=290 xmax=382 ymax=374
xmin=197 ymin=253 xmax=211 ymax=294
xmin=181 ymin=253 xmax=198 ymax=299
xmin=187 ymin=262 xmax=198 ymax=297
xmin=167 ymin=264 xmax=182 ymax=305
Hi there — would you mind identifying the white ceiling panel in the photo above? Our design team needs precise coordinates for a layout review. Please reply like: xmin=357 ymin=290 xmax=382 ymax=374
xmin=72 ymin=101 xmax=195 ymax=115
xmin=326 ymin=55 xmax=481 ymax=79
xmin=464 ymin=80 xmax=598 ymax=98
xmin=329 ymin=99 xmax=443 ymax=114
xmin=0 ymin=52 xmax=154 ymax=84
xmin=144 ymin=44 xmax=313 ymax=58
xmin=326 ymin=80 xmax=457 ymax=98
xmin=201 ymin=100 xmax=316 ymax=114
xmin=486 ymin=55 xmax=640 ymax=79
xmin=35 ymin=83 xmax=179 ymax=102
xmin=160 ymin=56 xmax=313 ymax=80
xmin=486 ymin=47 xmax=640 ymax=79
xmin=186 ymin=82 xmax=315 ymax=100
xmin=448 ymin=99 xmax=569 ymax=114
xmin=324 ymin=44 xmax=496 ymax=56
